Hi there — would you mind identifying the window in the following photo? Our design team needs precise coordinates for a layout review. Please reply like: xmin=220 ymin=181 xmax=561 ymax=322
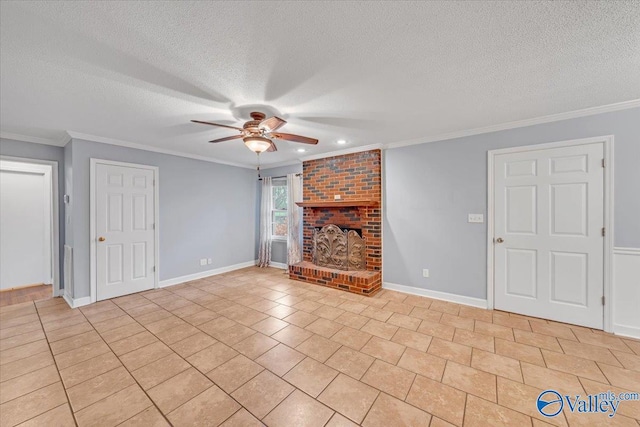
xmin=272 ymin=182 xmax=287 ymax=239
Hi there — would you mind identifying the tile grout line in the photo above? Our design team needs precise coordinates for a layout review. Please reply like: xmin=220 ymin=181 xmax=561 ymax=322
xmin=91 ymin=314 xmax=192 ymax=426
xmin=113 ymin=291 xmax=264 ymax=424
xmin=33 ymin=300 xmax=80 ymax=427
xmin=141 ymin=280 xmax=521 ymax=424
xmin=138 ymin=285 xmax=368 ymax=424
xmin=9 ymin=269 xmax=633 ymax=426
xmin=74 ymin=304 xmax=173 ymax=426
xmin=353 ymin=387 xmax=381 ymax=425
xmin=136 ymin=288 xmax=331 ymax=423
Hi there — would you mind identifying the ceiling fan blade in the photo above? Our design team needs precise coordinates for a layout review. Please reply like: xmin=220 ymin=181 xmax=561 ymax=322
xmin=267 ymin=141 xmax=277 ymax=152
xmin=271 ymin=132 xmax=318 ymax=145
xmin=259 ymin=116 xmax=286 ymax=132
xmin=208 ymin=134 xmax=243 ymax=143
xmin=191 ymin=120 xmax=244 ymax=132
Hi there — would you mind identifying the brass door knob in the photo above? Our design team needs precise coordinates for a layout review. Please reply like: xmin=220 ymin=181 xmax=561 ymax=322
xmin=496 ymin=237 xmax=504 ymax=243
xmin=98 ymin=237 xmax=106 ymax=242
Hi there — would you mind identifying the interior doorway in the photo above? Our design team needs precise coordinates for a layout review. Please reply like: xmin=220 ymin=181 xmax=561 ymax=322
xmin=90 ymin=159 xmax=159 ymax=302
xmin=0 ymin=157 xmax=60 ymax=304
xmin=487 ymin=136 xmax=613 ymax=331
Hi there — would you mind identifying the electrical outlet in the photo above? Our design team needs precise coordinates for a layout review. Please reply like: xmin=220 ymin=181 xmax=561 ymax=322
xmin=207 ymin=258 xmax=212 ymax=265
xmin=199 ymin=259 xmax=207 ymax=266
xmin=422 ymin=269 xmax=430 ymax=278
xmin=334 ymin=194 xmax=341 ymax=200
xmin=468 ymin=214 xmax=484 ymax=223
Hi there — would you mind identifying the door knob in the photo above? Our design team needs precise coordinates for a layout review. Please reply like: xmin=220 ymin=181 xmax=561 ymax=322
xmin=496 ymin=237 xmax=504 ymax=243
xmin=98 ymin=237 xmax=106 ymax=242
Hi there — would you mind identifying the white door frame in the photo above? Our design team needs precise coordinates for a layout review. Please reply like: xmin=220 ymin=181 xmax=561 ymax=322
xmin=487 ymin=135 xmax=614 ymax=332
xmin=0 ymin=155 xmax=61 ymax=297
xmin=90 ymin=158 xmax=159 ymax=303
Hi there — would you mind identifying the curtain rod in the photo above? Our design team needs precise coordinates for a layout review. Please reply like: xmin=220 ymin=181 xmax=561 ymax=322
xmin=258 ymin=173 xmax=302 ymax=181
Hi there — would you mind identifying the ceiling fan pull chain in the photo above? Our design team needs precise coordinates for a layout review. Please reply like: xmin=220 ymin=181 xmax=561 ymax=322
xmin=257 ymin=152 xmax=261 ymax=178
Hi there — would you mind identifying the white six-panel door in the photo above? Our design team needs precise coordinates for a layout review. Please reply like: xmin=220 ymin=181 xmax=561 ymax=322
xmin=494 ymin=142 xmax=604 ymax=328
xmin=96 ymin=163 xmax=156 ymax=300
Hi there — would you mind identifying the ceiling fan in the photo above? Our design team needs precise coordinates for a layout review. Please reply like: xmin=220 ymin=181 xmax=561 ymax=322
xmin=191 ymin=112 xmax=318 ymax=153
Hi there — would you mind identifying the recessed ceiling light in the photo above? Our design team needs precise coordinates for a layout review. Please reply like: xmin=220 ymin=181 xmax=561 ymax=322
xmin=337 ymin=139 xmax=347 ymax=145
xmin=297 ymin=148 xmax=306 ymax=153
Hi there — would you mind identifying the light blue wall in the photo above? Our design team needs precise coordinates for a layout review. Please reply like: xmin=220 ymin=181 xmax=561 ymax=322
xmin=0 ymin=138 xmax=66 ymax=287
xmin=256 ymin=163 xmax=303 ymax=263
xmin=383 ymin=107 xmax=640 ymax=299
xmin=69 ymin=139 xmax=257 ymax=298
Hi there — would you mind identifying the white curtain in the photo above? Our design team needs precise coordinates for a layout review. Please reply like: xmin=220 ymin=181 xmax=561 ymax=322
xmin=257 ymin=177 xmax=272 ymax=267
xmin=286 ymin=173 xmax=303 ymax=265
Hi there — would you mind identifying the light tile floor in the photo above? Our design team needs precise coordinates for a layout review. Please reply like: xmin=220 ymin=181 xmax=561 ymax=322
xmin=1 ymin=267 xmax=639 ymax=426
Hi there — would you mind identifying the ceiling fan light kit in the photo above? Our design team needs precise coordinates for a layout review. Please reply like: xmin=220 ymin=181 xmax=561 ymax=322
xmin=191 ymin=111 xmax=318 ymax=154
xmin=244 ymin=136 xmax=272 ymax=153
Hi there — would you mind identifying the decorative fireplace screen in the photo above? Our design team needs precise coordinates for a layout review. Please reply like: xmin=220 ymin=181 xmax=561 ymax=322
xmin=312 ymin=224 xmax=365 ymax=271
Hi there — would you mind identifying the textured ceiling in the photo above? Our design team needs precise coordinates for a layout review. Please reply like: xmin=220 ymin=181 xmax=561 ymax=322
xmin=1 ymin=1 xmax=639 ymax=167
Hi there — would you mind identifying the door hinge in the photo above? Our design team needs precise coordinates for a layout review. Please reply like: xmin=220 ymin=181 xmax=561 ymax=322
xmin=152 ymin=223 xmax=155 ymax=230
xmin=152 ymin=266 xmax=156 ymax=272
xmin=602 ymin=227 xmax=605 ymax=237
xmin=602 ymin=296 xmax=605 ymax=305
xmin=602 ymin=158 xmax=605 ymax=168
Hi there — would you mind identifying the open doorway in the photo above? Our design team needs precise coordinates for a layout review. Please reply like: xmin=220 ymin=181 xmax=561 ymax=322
xmin=0 ymin=157 xmax=60 ymax=306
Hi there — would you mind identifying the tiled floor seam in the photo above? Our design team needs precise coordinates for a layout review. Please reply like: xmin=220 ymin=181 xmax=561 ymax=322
xmin=152 ymin=286 xmax=487 ymax=422
xmin=92 ymin=332 xmax=184 ymax=425
xmin=249 ymin=386 xmax=297 ymax=423
xmin=67 ymin=304 xmax=172 ymax=426
xmin=99 ymin=298 xmax=250 ymax=426
xmin=132 ymin=295 xmax=329 ymax=423
xmin=132 ymin=288 xmax=359 ymax=424
xmin=593 ymin=362 xmax=613 ymax=387
xmin=16 ymin=270 xmax=636 ymax=427
xmin=358 ymin=390 xmax=382 ymax=425
xmin=33 ymin=301 xmax=79 ymax=427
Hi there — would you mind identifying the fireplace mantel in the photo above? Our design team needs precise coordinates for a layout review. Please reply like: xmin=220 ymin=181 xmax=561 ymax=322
xmin=295 ymin=199 xmax=378 ymax=208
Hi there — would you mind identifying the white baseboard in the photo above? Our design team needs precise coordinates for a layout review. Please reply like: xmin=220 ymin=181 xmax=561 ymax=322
xmin=159 ymin=260 xmax=256 ymax=288
xmin=383 ymin=282 xmax=488 ymax=309
xmin=612 ymin=324 xmax=640 ymax=340
xmin=62 ymin=294 xmax=92 ymax=309
xmin=269 ymin=261 xmax=288 ymax=270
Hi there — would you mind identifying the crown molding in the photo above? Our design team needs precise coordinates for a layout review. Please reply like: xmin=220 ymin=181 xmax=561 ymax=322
xmin=385 ymin=99 xmax=640 ymax=150
xmin=59 ymin=132 xmax=72 ymax=146
xmin=3 ymin=99 xmax=638 ymax=166
xmin=259 ymin=159 xmax=303 ymax=170
xmin=66 ymin=131 xmax=254 ymax=169
xmin=0 ymin=131 xmax=69 ymax=147
xmin=299 ymin=143 xmax=384 ymax=162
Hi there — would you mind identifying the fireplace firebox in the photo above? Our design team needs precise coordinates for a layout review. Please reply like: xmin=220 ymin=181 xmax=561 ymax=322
xmin=312 ymin=224 xmax=365 ymax=271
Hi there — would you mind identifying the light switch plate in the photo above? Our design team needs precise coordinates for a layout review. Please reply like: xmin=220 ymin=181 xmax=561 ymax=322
xmin=468 ymin=214 xmax=484 ymax=223
xmin=422 ymin=269 xmax=429 ymax=278
xmin=334 ymin=194 xmax=341 ymax=200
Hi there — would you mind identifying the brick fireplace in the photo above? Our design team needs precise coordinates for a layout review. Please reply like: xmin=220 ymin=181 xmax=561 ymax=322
xmin=288 ymin=149 xmax=382 ymax=296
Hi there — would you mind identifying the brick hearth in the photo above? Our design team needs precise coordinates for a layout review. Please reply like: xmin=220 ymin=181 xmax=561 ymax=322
xmin=289 ymin=149 xmax=382 ymax=296
xmin=289 ymin=261 xmax=382 ymax=295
